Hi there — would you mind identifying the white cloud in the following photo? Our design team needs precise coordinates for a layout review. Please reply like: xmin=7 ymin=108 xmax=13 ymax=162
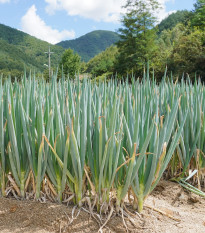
xmin=21 ymin=5 xmax=75 ymax=44
xmin=44 ymin=0 xmax=176 ymax=23
xmin=45 ymin=0 xmax=127 ymax=23
xmin=0 ymin=0 xmax=9 ymax=3
xmin=157 ymin=0 xmax=176 ymax=22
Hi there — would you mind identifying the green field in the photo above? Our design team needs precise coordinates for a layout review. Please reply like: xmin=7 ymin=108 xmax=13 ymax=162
xmin=0 ymin=72 xmax=204 ymax=214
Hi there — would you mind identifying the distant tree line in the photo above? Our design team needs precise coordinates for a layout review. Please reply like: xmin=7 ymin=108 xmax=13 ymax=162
xmin=61 ymin=0 xmax=204 ymax=81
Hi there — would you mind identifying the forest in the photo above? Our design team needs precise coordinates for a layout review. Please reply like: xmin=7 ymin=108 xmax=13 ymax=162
xmin=83 ymin=0 xmax=205 ymax=81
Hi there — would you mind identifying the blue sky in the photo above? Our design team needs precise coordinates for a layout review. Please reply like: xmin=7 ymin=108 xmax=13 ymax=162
xmin=0 ymin=0 xmax=195 ymax=44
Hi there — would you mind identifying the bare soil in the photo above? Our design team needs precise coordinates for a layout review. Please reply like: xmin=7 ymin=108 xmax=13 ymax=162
xmin=0 ymin=180 xmax=205 ymax=233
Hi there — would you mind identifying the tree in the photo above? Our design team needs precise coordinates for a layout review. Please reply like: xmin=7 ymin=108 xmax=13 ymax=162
xmin=191 ymin=0 xmax=205 ymax=29
xmin=59 ymin=48 xmax=81 ymax=78
xmin=115 ymin=0 xmax=159 ymax=76
xmin=169 ymin=29 xmax=205 ymax=79
xmin=152 ymin=23 xmax=187 ymax=78
xmin=152 ymin=21 xmax=205 ymax=80
xmin=86 ymin=46 xmax=118 ymax=77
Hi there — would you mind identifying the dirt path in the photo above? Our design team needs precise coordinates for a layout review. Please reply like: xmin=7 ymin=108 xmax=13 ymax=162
xmin=0 ymin=180 xmax=205 ymax=233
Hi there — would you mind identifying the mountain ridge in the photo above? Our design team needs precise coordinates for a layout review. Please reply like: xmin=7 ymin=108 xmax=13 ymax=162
xmin=0 ymin=23 xmax=64 ymax=77
xmin=0 ymin=23 xmax=119 ymax=77
xmin=57 ymin=30 xmax=120 ymax=62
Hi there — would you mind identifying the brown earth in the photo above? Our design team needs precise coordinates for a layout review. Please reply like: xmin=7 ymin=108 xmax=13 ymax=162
xmin=0 ymin=180 xmax=205 ymax=233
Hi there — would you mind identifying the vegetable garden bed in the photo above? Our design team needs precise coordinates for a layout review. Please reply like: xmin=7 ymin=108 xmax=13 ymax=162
xmin=0 ymin=73 xmax=205 ymax=232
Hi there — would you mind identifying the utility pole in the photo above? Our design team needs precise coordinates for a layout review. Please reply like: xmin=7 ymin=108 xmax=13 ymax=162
xmin=45 ymin=46 xmax=54 ymax=80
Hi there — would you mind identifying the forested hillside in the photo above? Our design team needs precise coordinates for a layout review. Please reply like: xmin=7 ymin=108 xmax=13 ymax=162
xmin=0 ymin=23 xmax=64 ymax=78
xmin=0 ymin=25 xmax=120 ymax=77
xmin=157 ymin=10 xmax=193 ymax=34
xmin=57 ymin=30 xmax=120 ymax=62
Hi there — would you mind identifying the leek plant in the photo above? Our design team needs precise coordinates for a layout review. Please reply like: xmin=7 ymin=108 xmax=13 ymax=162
xmin=5 ymin=80 xmax=30 ymax=197
xmin=176 ymin=83 xmax=201 ymax=174
xmin=87 ymin=81 xmax=123 ymax=211
xmin=115 ymin=80 xmax=187 ymax=212
xmin=0 ymin=76 xmax=8 ymax=196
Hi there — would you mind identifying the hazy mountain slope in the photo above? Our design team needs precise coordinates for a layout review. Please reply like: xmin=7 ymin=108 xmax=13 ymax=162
xmin=57 ymin=30 xmax=120 ymax=62
xmin=157 ymin=10 xmax=193 ymax=34
xmin=0 ymin=23 xmax=64 ymax=77
xmin=0 ymin=24 xmax=120 ymax=77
